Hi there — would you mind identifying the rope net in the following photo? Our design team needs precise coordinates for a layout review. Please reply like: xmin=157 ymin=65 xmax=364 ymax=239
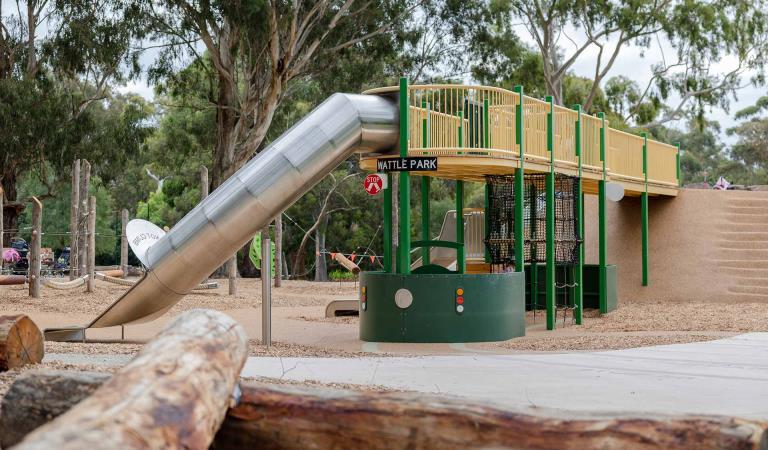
xmin=484 ymin=173 xmax=581 ymax=269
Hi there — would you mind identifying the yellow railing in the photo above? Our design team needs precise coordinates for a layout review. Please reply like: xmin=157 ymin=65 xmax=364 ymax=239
xmin=362 ymin=84 xmax=680 ymax=187
xmin=647 ymin=140 xmax=678 ymax=185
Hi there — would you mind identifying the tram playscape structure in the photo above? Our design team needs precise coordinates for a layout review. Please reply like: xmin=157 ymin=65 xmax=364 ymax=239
xmin=358 ymin=79 xmax=680 ymax=343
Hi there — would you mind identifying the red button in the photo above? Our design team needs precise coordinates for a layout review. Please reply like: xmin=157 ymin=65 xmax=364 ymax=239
xmin=457 ymin=297 xmax=464 ymax=304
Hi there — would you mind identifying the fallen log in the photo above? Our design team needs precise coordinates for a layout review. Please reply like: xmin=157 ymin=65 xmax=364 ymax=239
xmin=11 ymin=309 xmax=247 ymax=450
xmin=0 ymin=315 xmax=43 ymax=372
xmin=0 ymin=275 xmax=26 ymax=286
xmin=333 ymin=252 xmax=360 ymax=274
xmin=3 ymin=372 xmax=766 ymax=450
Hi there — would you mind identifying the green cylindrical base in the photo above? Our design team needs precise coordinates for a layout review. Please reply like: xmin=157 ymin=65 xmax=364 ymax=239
xmin=359 ymin=271 xmax=525 ymax=343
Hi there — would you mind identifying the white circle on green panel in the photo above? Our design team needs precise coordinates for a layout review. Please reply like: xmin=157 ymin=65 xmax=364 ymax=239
xmin=394 ymin=288 xmax=413 ymax=309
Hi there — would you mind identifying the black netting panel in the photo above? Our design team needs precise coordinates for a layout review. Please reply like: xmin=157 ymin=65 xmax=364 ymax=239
xmin=485 ymin=173 xmax=581 ymax=268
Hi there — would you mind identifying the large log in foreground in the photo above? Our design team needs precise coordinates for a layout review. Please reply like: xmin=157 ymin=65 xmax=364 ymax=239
xmin=3 ymin=372 xmax=766 ymax=450
xmin=0 ymin=315 xmax=43 ymax=372
xmin=12 ymin=309 xmax=248 ymax=450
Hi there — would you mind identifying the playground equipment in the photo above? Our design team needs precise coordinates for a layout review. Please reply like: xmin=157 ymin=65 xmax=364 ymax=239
xmin=43 ymin=81 xmax=680 ymax=343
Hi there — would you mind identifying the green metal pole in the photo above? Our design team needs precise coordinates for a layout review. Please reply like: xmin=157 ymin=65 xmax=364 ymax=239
xmin=676 ymin=142 xmax=681 ymax=187
xmin=598 ymin=112 xmax=608 ymax=314
xmin=456 ymin=180 xmax=465 ymax=273
xmin=421 ymin=176 xmax=430 ymax=264
xmin=545 ymin=96 xmax=555 ymax=331
xmin=573 ymin=104 xmax=583 ymax=325
xmin=641 ymin=132 xmax=649 ymax=287
xmin=422 ymin=99 xmax=429 ymax=153
xmin=398 ymin=77 xmax=411 ymax=275
xmin=458 ymin=111 xmax=464 ymax=155
xmin=513 ymin=85 xmax=525 ymax=274
xmin=383 ymin=174 xmax=392 ymax=273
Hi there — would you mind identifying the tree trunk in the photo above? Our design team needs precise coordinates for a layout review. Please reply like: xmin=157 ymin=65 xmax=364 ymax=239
xmin=0 ymin=314 xmax=43 ymax=372
xmin=4 ymin=373 xmax=766 ymax=450
xmin=86 ymin=195 xmax=96 ymax=293
xmin=12 ymin=309 xmax=248 ymax=450
xmin=28 ymin=198 xmax=42 ymax=298
xmin=69 ymin=160 xmax=80 ymax=279
xmin=228 ymin=256 xmax=237 ymax=296
xmin=77 ymin=160 xmax=91 ymax=278
xmin=0 ymin=186 xmax=3 ymax=272
xmin=1 ymin=168 xmax=22 ymax=235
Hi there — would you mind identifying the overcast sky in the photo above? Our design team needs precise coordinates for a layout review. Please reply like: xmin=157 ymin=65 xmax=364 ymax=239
xmin=115 ymin=21 xmax=759 ymax=145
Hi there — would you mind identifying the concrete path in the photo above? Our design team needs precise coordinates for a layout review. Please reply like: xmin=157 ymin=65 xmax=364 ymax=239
xmin=240 ymin=333 xmax=768 ymax=419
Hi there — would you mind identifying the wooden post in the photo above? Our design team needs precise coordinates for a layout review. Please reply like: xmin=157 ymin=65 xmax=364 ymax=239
xmin=11 ymin=309 xmax=248 ymax=450
xmin=0 ymin=315 xmax=43 ymax=373
xmin=200 ymin=166 xmax=210 ymax=283
xmin=28 ymin=197 xmax=42 ymax=298
xmin=228 ymin=255 xmax=237 ymax=296
xmin=274 ymin=215 xmax=282 ymax=287
xmin=0 ymin=186 xmax=4 ymax=274
xmin=78 ymin=160 xmax=91 ymax=279
xmin=86 ymin=196 xmax=96 ymax=293
xmin=5 ymin=372 xmax=767 ymax=450
xmin=120 ymin=209 xmax=128 ymax=275
xmin=69 ymin=159 xmax=80 ymax=279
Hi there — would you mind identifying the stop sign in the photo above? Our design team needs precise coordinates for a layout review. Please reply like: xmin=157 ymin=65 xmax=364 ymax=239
xmin=364 ymin=173 xmax=386 ymax=195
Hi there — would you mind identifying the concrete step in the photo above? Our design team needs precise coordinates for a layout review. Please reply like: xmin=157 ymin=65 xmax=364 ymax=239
xmin=720 ymin=292 xmax=768 ymax=303
xmin=725 ymin=206 xmax=768 ymax=214
xmin=719 ymin=232 xmax=768 ymax=241
xmin=716 ymin=260 xmax=768 ymax=269
xmin=716 ymin=223 xmax=768 ymax=232
xmin=721 ymin=213 xmax=768 ymax=224
xmin=727 ymin=285 xmax=768 ymax=295
xmin=714 ymin=248 xmax=768 ymax=259
xmin=720 ymin=266 xmax=768 ymax=277
xmin=733 ymin=277 xmax=768 ymax=287
xmin=728 ymin=198 xmax=768 ymax=207
xmin=717 ymin=240 xmax=768 ymax=249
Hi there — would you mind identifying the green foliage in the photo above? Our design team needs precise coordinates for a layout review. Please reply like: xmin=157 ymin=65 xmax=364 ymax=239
xmin=329 ymin=269 xmax=356 ymax=281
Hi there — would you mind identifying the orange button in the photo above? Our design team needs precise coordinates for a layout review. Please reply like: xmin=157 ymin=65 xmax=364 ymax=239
xmin=456 ymin=288 xmax=464 ymax=296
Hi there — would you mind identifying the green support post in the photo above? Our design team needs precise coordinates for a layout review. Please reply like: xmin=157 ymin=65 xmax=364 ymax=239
xmin=421 ymin=176 xmax=430 ymax=264
xmin=456 ymin=180 xmax=465 ymax=273
xmin=598 ymin=112 xmax=608 ymax=314
xmin=641 ymin=132 xmax=649 ymax=287
xmin=458 ymin=111 xmax=464 ymax=155
xmin=513 ymin=85 xmax=525 ymax=274
xmin=676 ymin=142 xmax=681 ymax=187
xmin=545 ymin=96 xmax=555 ymax=331
xmin=573 ymin=104 xmax=584 ymax=325
xmin=422 ymin=99 xmax=429 ymax=153
xmin=383 ymin=174 xmax=392 ymax=273
xmin=398 ymin=77 xmax=411 ymax=275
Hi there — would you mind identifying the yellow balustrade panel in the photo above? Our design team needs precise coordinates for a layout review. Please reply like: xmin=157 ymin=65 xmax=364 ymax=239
xmin=406 ymin=85 xmax=519 ymax=158
xmin=581 ymin=115 xmax=603 ymax=169
xmin=553 ymin=105 xmax=577 ymax=164
xmin=524 ymin=97 xmax=550 ymax=160
xmin=647 ymin=140 xmax=678 ymax=185
xmin=607 ymin=129 xmax=645 ymax=180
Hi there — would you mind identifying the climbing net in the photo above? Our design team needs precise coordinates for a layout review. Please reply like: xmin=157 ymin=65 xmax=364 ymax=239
xmin=485 ymin=173 xmax=582 ymax=321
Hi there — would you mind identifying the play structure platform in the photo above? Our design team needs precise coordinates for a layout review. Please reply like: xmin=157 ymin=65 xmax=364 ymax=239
xmin=44 ymin=80 xmax=679 ymax=344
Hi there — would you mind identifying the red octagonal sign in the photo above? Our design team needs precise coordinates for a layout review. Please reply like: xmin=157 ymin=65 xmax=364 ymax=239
xmin=364 ymin=174 xmax=385 ymax=195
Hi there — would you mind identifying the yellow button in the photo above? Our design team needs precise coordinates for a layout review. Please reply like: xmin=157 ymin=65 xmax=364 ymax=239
xmin=456 ymin=288 xmax=464 ymax=296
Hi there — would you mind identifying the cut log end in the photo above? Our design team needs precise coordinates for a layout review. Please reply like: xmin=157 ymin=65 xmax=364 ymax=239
xmin=0 ymin=315 xmax=44 ymax=372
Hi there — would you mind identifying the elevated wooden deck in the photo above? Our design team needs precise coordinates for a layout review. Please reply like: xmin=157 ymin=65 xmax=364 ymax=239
xmin=361 ymin=85 xmax=680 ymax=197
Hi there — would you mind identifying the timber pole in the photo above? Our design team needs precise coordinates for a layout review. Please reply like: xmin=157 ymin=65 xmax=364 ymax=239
xmin=11 ymin=310 xmax=248 ymax=450
xmin=228 ymin=255 xmax=238 ymax=296
xmin=69 ymin=160 xmax=80 ymax=279
xmin=4 ymin=371 xmax=767 ymax=450
xmin=78 ymin=160 xmax=91 ymax=279
xmin=120 ymin=209 xmax=129 ymax=275
xmin=200 ymin=166 xmax=210 ymax=283
xmin=86 ymin=196 xmax=96 ymax=293
xmin=28 ymin=197 xmax=42 ymax=298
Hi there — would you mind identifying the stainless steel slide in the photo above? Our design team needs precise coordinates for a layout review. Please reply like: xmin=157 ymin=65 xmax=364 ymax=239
xmin=44 ymin=93 xmax=398 ymax=341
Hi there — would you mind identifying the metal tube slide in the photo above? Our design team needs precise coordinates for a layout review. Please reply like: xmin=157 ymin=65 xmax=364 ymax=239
xmin=44 ymin=93 xmax=398 ymax=340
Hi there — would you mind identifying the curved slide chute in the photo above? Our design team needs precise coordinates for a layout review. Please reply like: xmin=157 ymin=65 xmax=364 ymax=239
xmin=44 ymin=93 xmax=399 ymax=341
